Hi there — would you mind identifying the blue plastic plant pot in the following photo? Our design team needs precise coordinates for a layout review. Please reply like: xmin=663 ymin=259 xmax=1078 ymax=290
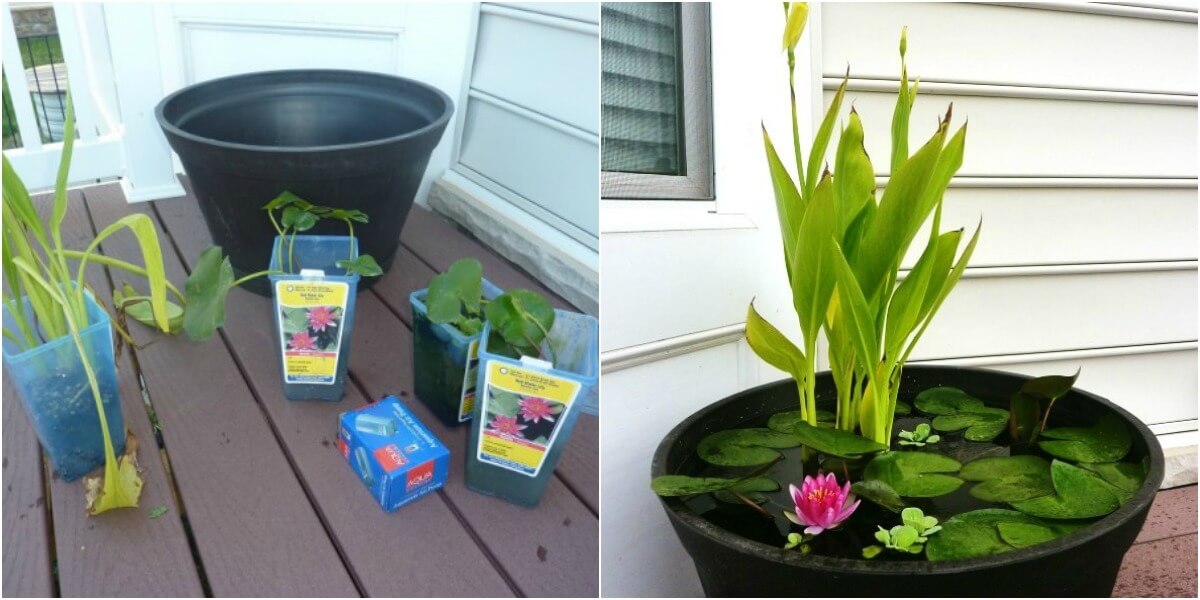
xmin=465 ymin=309 xmax=598 ymax=507
xmin=269 ymin=235 xmax=360 ymax=401
xmin=409 ymin=278 xmax=503 ymax=426
xmin=1 ymin=287 xmax=125 ymax=481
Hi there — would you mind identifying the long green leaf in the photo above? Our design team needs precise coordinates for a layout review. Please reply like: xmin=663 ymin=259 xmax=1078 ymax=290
xmin=1 ymin=156 xmax=49 ymax=249
xmin=763 ymin=126 xmax=804 ymax=280
xmin=745 ymin=302 xmax=806 ymax=379
xmin=50 ymin=97 xmax=76 ymax=249
xmin=884 ymin=237 xmax=937 ymax=361
xmin=831 ymin=241 xmax=880 ymax=367
xmin=914 ymin=229 xmax=963 ymax=326
xmin=902 ymin=221 xmax=981 ymax=364
xmin=890 ymin=27 xmax=914 ymax=174
xmin=804 ymin=74 xmax=848 ymax=201
xmin=833 ymin=109 xmax=875 ymax=237
xmin=852 ymin=123 xmax=947 ymax=304
xmin=76 ymin=214 xmax=171 ymax=332
xmin=792 ymin=173 xmax=837 ymax=347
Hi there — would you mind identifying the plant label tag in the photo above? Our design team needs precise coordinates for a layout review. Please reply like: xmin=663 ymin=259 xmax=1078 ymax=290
xmin=518 ymin=356 xmax=554 ymax=370
xmin=457 ymin=339 xmax=481 ymax=422
xmin=275 ymin=280 xmax=348 ymax=385
xmin=475 ymin=360 xmax=581 ymax=477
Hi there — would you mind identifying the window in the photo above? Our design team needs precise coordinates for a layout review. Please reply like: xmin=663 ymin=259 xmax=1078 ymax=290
xmin=600 ymin=2 xmax=712 ymax=200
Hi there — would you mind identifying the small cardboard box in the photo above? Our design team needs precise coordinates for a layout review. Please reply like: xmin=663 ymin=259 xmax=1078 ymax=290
xmin=338 ymin=396 xmax=449 ymax=511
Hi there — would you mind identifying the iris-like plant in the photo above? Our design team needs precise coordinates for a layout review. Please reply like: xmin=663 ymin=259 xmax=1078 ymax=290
xmin=748 ymin=3 xmax=980 ymax=447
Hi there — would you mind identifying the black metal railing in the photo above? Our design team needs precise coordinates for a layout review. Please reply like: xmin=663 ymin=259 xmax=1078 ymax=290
xmin=1 ymin=30 xmax=69 ymax=149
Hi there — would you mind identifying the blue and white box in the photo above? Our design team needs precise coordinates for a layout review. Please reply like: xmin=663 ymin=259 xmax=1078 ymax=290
xmin=338 ymin=396 xmax=449 ymax=511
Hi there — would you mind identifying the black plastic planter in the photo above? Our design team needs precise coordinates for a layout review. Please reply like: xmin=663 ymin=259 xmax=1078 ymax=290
xmin=156 ymin=69 xmax=453 ymax=295
xmin=653 ymin=365 xmax=1164 ymax=597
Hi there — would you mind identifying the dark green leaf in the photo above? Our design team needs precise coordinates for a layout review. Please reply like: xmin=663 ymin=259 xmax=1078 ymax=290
xmin=995 ymin=522 xmax=1058 ymax=549
xmin=863 ymin=451 xmax=963 ymax=498
xmin=729 ymin=476 xmax=780 ymax=493
xmin=651 ymin=475 xmax=740 ymax=497
xmin=337 ymin=255 xmax=383 ymax=277
xmin=1021 ymin=370 xmax=1080 ymax=402
xmin=485 ymin=289 xmax=555 ymax=355
xmin=894 ymin=400 xmax=912 ymax=416
xmin=293 ymin=211 xmax=319 ymax=232
xmin=182 ymin=246 xmax=235 ymax=341
xmin=1010 ymin=460 xmax=1122 ymax=519
xmin=281 ymin=206 xmax=303 ymax=229
xmin=458 ymin=318 xmax=483 ymax=336
xmin=914 ymin=387 xmax=984 ymax=415
xmin=762 ymin=127 xmax=804 ymax=279
xmin=262 ymin=190 xmax=305 ymax=210
xmin=851 ymin=479 xmax=907 ymax=513
xmin=792 ymin=420 xmax=888 ymax=458
xmin=766 ymin=409 xmax=835 ymax=434
xmin=926 ymin=509 xmax=1084 ymax=561
xmin=426 ymin=259 xmax=483 ymax=323
xmin=697 ymin=428 xmax=799 ymax=467
xmin=745 ymin=303 xmax=806 ymax=382
xmin=1077 ymin=462 xmax=1145 ymax=503
xmin=713 ymin=490 xmax=768 ymax=504
xmin=1038 ymin=413 xmax=1133 ymax=463
xmin=1008 ymin=391 xmax=1043 ymax=444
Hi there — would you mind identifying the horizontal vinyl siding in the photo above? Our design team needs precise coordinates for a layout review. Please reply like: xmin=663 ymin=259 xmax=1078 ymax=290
xmin=822 ymin=2 xmax=1198 ymax=428
xmin=456 ymin=3 xmax=600 ymax=244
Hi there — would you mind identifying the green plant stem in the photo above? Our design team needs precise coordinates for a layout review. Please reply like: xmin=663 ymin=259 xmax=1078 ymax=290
xmin=230 ymin=270 xmax=280 ymax=289
xmin=58 ymin=250 xmax=186 ymax=303
xmin=287 ymin=231 xmax=296 ymax=275
xmin=786 ymin=47 xmax=805 ymax=195
xmin=344 ymin=218 xmax=355 ymax=260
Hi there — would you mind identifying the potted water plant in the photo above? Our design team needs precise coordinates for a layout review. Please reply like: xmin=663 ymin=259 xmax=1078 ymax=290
xmin=413 ymin=259 xmax=598 ymax=506
xmin=2 ymin=100 xmax=279 ymax=515
xmin=261 ymin=192 xmax=381 ymax=401
xmin=649 ymin=5 xmax=1163 ymax=596
xmin=409 ymin=258 xmax=503 ymax=426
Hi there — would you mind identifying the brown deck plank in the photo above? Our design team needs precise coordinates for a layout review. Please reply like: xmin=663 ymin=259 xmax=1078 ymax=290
xmin=1135 ymin=485 xmax=1197 ymax=544
xmin=152 ymin=187 xmax=514 ymax=597
xmin=38 ymin=190 xmax=204 ymax=597
xmin=383 ymin=210 xmax=599 ymax=512
xmin=82 ymin=185 xmax=357 ymax=597
xmin=1114 ymin=533 xmax=1198 ymax=597
xmin=349 ymin=294 xmax=599 ymax=597
xmin=2 ymin=376 xmax=55 ymax=598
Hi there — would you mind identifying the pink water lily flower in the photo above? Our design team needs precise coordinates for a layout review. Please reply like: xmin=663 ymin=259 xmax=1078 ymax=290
xmin=519 ymin=396 xmax=557 ymax=424
xmin=487 ymin=414 xmax=527 ymax=437
xmin=288 ymin=331 xmax=318 ymax=351
xmin=308 ymin=306 xmax=338 ymax=332
xmin=787 ymin=472 xmax=861 ymax=536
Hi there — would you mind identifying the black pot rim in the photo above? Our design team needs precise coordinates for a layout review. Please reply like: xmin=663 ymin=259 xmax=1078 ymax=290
xmin=652 ymin=364 xmax=1166 ymax=576
xmin=154 ymin=68 xmax=454 ymax=154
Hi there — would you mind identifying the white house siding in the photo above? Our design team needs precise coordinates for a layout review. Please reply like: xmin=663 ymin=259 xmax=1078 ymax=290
xmin=600 ymin=2 xmax=1198 ymax=596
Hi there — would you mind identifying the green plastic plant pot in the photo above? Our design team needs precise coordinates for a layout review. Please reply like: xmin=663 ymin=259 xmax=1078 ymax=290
xmin=409 ymin=278 xmax=503 ymax=426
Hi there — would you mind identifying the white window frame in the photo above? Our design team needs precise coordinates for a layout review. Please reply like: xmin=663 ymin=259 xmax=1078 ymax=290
xmin=600 ymin=2 xmax=713 ymax=201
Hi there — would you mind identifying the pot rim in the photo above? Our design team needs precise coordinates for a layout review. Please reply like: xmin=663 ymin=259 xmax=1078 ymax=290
xmin=652 ymin=364 xmax=1166 ymax=575
xmin=154 ymin=68 xmax=454 ymax=154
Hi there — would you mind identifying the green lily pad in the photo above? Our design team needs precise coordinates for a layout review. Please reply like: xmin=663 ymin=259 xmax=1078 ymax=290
xmin=1077 ymin=461 xmax=1145 ymax=503
xmin=925 ymin=509 xmax=1086 ymax=561
xmin=960 ymin=455 xmax=1054 ymax=502
xmin=1010 ymin=460 xmax=1121 ymax=519
xmin=766 ymin=409 xmax=836 ymax=434
xmin=894 ymin=400 xmax=912 ymax=416
xmin=932 ymin=407 xmax=1009 ymax=441
xmin=697 ymin=428 xmax=800 ymax=467
xmin=1039 ymin=413 xmax=1132 ymax=463
xmin=792 ymin=420 xmax=888 ymax=458
xmin=713 ymin=490 xmax=768 ymax=504
xmin=914 ymin=387 xmax=984 ymax=415
xmin=851 ymin=479 xmax=907 ymax=513
xmin=864 ymin=451 xmax=963 ymax=498
xmin=650 ymin=475 xmax=740 ymax=496
xmin=712 ymin=476 xmax=779 ymax=504
xmin=995 ymin=522 xmax=1058 ymax=549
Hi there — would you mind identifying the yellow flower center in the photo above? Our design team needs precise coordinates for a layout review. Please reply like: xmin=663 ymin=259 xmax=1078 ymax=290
xmin=807 ymin=488 xmax=831 ymax=503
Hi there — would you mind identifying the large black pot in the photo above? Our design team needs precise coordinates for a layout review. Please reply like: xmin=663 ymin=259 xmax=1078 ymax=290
xmin=156 ymin=69 xmax=453 ymax=295
xmin=653 ymin=365 xmax=1164 ymax=597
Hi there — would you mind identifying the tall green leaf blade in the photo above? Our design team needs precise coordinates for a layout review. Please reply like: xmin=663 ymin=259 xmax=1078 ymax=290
xmin=792 ymin=174 xmax=837 ymax=346
xmin=902 ymin=221 xmax=981 ymax=364
xmin=890 ymin=27 xmax=914 ymax=174
xmin=914 ymin=229 xmax=963 ymax=324
xmin=763 ymin=127 xmax=804 ymax=279
xmin=853 ymin=124 xmax=946 ymax=304
xmin=833 ymin=109 xmax=876 ymax=237
xmin=50 ymin=97 xmax=76 ymax=245
xmin=830 ymin=242 xmax=880 ymax=367
xmin=745 ymin=302 xmax=806 ymax=378
xmin=804 ymin=75 xmax=848 ymax=201
xmin=2 ymin=156 xmax=49 ymax=248
xmin=884 ymin=236 xmax=936 ymax=360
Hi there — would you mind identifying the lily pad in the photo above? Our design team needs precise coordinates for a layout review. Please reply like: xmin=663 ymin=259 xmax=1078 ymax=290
xmin=894 ymin=400 xmax=912 ymax=416
xmin=792 ymin=420 xmax=888 ymax=458
xmin=914 ymin=387 xmax=984 ymax=415
xmin=1077 ymin=461 xmax=1145 ymax=503
xmin=1010 ymin=460 xmax=1121 ymax=519
xmin=712 ymin=476 xmax=780 ymax=504
xmin=863 ymin=451 xmax=963 ymax=498
xmin=851 ymin=479 xmax=907 ymax=513
xmin=925 ymin=509 xmax=1085 ymax=561
xmin=1039 ymin=413 xmax=1132 ymax=464
xmin=766 ymin=409 xmax=836 ymax=434
xmin=960 ymin=455 xmax=1054 ymax=503
xmin=995 ymin=522 xmax=1058 ymax=549
xmin=697 ymin=428 xmax=800 ymax=467
xmin=650 ymin=475 xmax=740 ymax=496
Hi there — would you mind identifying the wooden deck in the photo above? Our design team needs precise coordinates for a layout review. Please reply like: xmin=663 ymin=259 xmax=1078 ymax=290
xmin=2 ymin=182 xmax=598 ymax=597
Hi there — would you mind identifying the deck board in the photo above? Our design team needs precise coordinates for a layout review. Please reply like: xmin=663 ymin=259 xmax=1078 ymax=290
xmin=151 ymin=191 xmax=516 ymax=597
xmin=45 ymin=190 xmax=204 ymax=597
xmin=82 ymin=185 xmax=358 ymax=597
xmin=2 ymin=377 xmax=55 ymax=598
